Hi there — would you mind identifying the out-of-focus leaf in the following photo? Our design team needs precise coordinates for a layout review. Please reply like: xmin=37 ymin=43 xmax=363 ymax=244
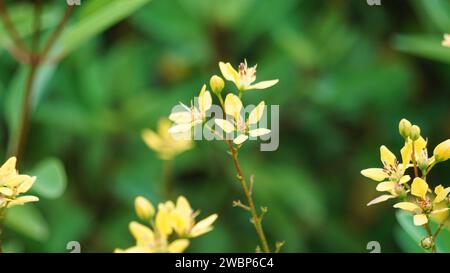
xmin=57 ymin=0 xmax=152 ymax=58
xmin=419 ymin=0 xmax=450 ymax=32
xmin=394 ymin=35 xmax=450 ymax=64
xmin=4 ymin=205 xmax=49 ymax=242
xmin=30 ymin=157 xmax=67 ymax=199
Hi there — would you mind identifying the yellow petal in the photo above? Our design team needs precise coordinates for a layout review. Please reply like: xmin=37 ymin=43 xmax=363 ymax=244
xmin=376 ymin=181 xmax=396 ymax=192
xmin=433 ymin=139 xmax=450 ymax=162
xmin=168 ymin=239 xmax=190 ymax=253
xmin=380 ymin=145 xmax=397 ymax=167
xmin=155 ymin=202 xmax=174 ymax=236
xmin=142 ymin=129 xmax=163 ymax=152
xmin=247 ymin=79 xmax=279 ymax=90
xmin=248 ymin=128 xmax=270 ymax=137
xmin=176 ymin=196 xmax=192 ymax=217
xmin=399 ymin=175 xmax=411 ymax=184
xmin=367 ymin=195 xmax=396 ymax=206
xmin=393 ymin=202 xmax=420 ymax=212
xmin=219 ymin=62 xmax=239 ymax=83
xmin=224 ymin=93 xmax=243 ymax=120
xmin=431 ymin=208 xmax=449 ymax=214
xmin=413 ymin=214 xmax=428 ymax=226
xmin=411 ymin=177 xmax=428 ymax=199
xmin=233 ymin=134 xmax=248 ymax=145
xmin=400 ymin=141 xmax=412 ymax=167
xmin=16 ymin=176 xmax=36 ymax=194
xmin=7 ymin=195 xmax=39 ymax=208
xmin=434 ymin=186 xmax=450 ymax=203
xmin=360 ymin=168 xmax=388 ymax=182
xmin=214 ymin=119 xmax=235 ymax=133
xmin=198 ymin=85 xmax=212 ymax=114
xmin=190 ymin=214 xmax=218 ymax=237
xmin=169 ymin=111 xmax=192 ymax=124
xmin=248 ymin=101 xmax=266 ymax=125
xmin=168 ymin=123 xmax=193 ymax=135
xmin=0 ymin=187 xmax=13 ymax=196
xmin=129 ymin=221 xmax=155 ymax=246
xmin=0 ymin=157 xmax=17 ymax=177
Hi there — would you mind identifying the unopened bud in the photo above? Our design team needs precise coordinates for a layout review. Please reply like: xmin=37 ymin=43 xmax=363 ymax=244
xmin=135 ymin=196 xmax=154 ymax=221
xmin=399 ymin=119 xmax=412 ymax=139
xmin=420 ymin=236 xmax=434 ymax=250
xmin=410 ymin=125 xmax=421 ymax=141
xmin=210 ymin=75 xmax=224 ymax=94
xmin=433 ymin=139 xmax=450 ymax=163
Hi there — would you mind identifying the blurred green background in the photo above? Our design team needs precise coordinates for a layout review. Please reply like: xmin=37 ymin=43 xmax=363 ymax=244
xmin=0 ymin=0 xmax=450 ymax=253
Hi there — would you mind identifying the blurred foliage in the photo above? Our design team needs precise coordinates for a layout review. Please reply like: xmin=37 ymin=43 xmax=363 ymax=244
xmin=0 ymin=0 xmax=449 ymax=252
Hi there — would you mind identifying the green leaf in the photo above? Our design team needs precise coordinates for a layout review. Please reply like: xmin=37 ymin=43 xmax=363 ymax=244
xmin=57 ymin=0 xmax=152 ymax=58
xmin=30 ymin=158 xmax=67 ymax=199
xmin=393 ymin=34 xmax=450 ymax=64
xmin=396 ymin=210 xmax=450 ymax=253
xmin=4 ymin=205 xmax=49 ymax=242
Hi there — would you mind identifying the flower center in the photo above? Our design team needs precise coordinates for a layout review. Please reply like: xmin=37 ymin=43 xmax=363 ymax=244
xmin=238 ymin=61 xmax=257 ymax=88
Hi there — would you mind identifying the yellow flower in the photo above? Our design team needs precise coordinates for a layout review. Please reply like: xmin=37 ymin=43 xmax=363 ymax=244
xmin=169 ymin=85 xmax=212 ymax=134
xmin=142 ymin=118 xmax=193 ymax=160
xmin=442 ymin=33 xmax=450 ymax=47
xmin=214 ymin=94 xmax=270 ymax=145
xmin=393 ymin=178 xmax=450 ymax=226
xmin=0 ymin=157 xmax=39 ymax=209
xmin=171 ymin=196 xmax=218 ymax=238
xmin=361 ymin=146 xmax=411 ymax=205
xmin=219 ymin=60 xmax=279 ymax=91
xmin=115 ymin=195 xmax=217 ymax=253
xmin=433 ymin=139 xmax=450 ymax=163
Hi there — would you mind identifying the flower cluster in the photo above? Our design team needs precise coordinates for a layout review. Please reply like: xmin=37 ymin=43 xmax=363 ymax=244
xmin=362 ymin=119 xmax=450 ymax=228
xmin=0 ymin=157 xmax=39 ymax=209
xmin=168 ymin=60 xmax=278 ymax=144
xmin=115 ymin=196 xmax=217 ymax=253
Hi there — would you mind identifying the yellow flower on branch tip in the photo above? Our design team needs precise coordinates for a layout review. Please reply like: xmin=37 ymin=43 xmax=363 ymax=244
xmin=142 ymin=118 xmax=193 ymax=160
xmin=214 ymin=94 xmax=270 ymax=145
xmin=433 ymin=139 xmax=450 ymax=163
xmin=442 ymin=33 xmax=450 ymax=47
xmin=171 ymin=196 xmax=218 ymax=238
xmin=393 ymin=179 xmax=450 ymax=226
xmin=0 ymin=157 xmax=39 ymax=209
xmin=361 ymin=145 xmax=410 ymax=183
xmin=168 ymin=85 xmax=212 ymax=134
xmin=219 ymin=60 xmax=279 ymax=91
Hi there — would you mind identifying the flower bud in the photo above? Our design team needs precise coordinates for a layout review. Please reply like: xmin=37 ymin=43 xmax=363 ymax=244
xmin=409 ymin=125 xmax=421 ymax=141
xmin=433 ymin=139 xmax=450 ymax=163
xmin=135 ymin=196 xmax=154 ymax=221
xmin=399 ymin=119 xmax=412 ymax=139
xmin=420 ymin=236 xmax=434 ymax=250
xmin=210 ymin=75 xmax=224 ymax=94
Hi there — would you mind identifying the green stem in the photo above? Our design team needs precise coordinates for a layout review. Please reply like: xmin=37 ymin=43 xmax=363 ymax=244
xmin=228 ymin=144 xmax=270 ymax=253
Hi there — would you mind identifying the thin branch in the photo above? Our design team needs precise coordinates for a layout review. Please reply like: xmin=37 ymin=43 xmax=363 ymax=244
xmin=0 ymin=0 xmax=30 ymax=60
xmin=40 ymin=5 xmax=74 ymax=61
